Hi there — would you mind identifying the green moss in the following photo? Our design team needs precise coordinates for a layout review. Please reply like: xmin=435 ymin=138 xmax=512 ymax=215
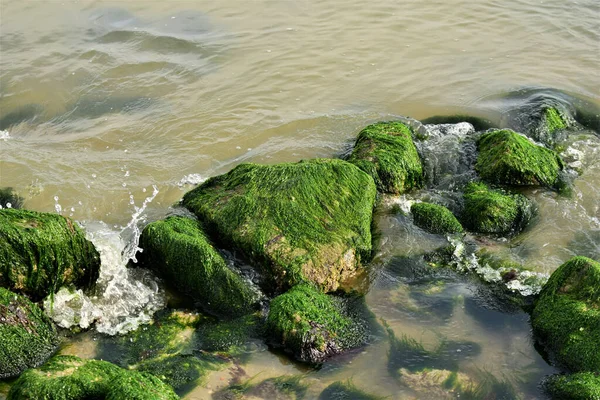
xmin=196 ymin=313 xmax=265 ymax=354
xmin=543 ymin=107 xmax=568 ymax=133
xmin=0 ymin=288 xmax=59 ymax=379
xmin=137 ymin=216 xmax=259 ymax=317
xmin=318 ymin=380 xmax=384 ymax=400
xmin=182 ymin=159 xmax=376 ymax=293
xmin=0 ymin=188 xmax=24 ymax=209
xmin=546 ymin=372 xmax=600 ymax=400
xmin=531 ymin=256 xmax=600 ymax=372
xmin=463 ymin=182 xmax=534 ymax=234
xmin=411 ymin=202 xmax=463 ymax=234
xmin=266 ymin=284 xmax=366 ymax=364
xmin=475 ymin=129 xmax=564 ymax=188
xmin=106 ymin=370 xmax=179 ymax=400
xmin=0 ymin=209 xmax=100 ymax=300
xmin=347 ymin=121 xmax=423 ymax=194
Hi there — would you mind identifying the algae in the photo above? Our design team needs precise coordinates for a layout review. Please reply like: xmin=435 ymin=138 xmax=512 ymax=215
xmin=0 ymin=287 xmax=59 ymax=379
xmin=318 ymin=380 xmax=384 ymax=400
xmin=0 ymin=209 xmax=100 ymax=300
xmin=545 ymin=372 xmax=600 ymax=400
xmin=410 ymin=202 xmax=463 ymax=234
xmin=182 ymin=158 xmax=376 ymax=293
xmin=106 ymin=370 xmax=179 ymax=400
xmin=0 ymin=187 xmax=23 ymax=209
xmin=136 ymin=216 xmax=259 ymax=317
xmin=347 ymin=121 xmax=423 ymax=194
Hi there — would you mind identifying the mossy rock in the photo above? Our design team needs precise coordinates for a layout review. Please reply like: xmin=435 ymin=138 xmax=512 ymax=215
xmin=411 ymin=202 xmax=463 ymax=234
xmin=196 ymin=313 xmax=265 ymax=355
xmin=0 ymin=209 xmax=100 ymax=300
xmin=136 ymin=216 xmax=259 ymax=317
xmin=266 ymin=284 xmax=367 ymax=364
xmin=106 ymin=370 xmax=179 ymax=400
xmin=399 ymin=369 xmax=474 ymax=399
xmin=0 ymin=187 xmax=23 ymax=209
xmin=531 ymin=256 xmax=600 ymax=372
xmin=182 ymin=159 xmax=376 ymax=293
xmin=545 ymin=372 xmax=600 ymax=400
xmin=462 ymin=182 xmax=534 ymax=235
xmin=319 ymin=380 xmax=384 ymax=400
xmin=347 ymin=121 xmax=423 ymax=194
xmin=0 ymin=288 xmax=59 ymax=379
xmin=214 ymin=375 xmax=307 ymax=400
xmin=475 ymin=129 xmax=564 ymax=188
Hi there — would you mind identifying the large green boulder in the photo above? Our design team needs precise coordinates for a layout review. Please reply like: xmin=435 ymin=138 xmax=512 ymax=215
xmin=182 ymin=159 xmax=376 ymax=293
xmin=531 ymin=256 xmax=600 ymax=372
xmin=347 ymin=121 xmax=423 ymax=194
xmin=475 ymin=129 xmax=564 ymax=188
xmin=546 ymin=372 xmax=600 ymax=400
xmin=410 ymin=202 xmax=463 ymax=234
xmin=266 ymin=284 xmax=367 ymax=364
xmin=0 ymin=209 xmax=100 ymax=300
xmin=136 ymin=216 xmax=259 ymax=317
xmin=7 ymin=355 xmax=177 ymax=400
xmin=0 ymin=288 xmax=59 ymax=379
xmin=462 ymin=182 xmax=534 ymax=235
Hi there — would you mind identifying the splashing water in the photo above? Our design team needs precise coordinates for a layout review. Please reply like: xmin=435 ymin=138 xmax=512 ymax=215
xmin=0 ymin=130 xmax=10 ymax=141
xmin=44 ymin=185 xmax=166 ymax=335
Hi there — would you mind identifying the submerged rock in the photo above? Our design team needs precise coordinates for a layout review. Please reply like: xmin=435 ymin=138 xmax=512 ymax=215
xmin=475 ymin=129 xmax=564 ymax=188
xmin=136 ymin=216 xmax=259 ymax=317
xmin=0 ymin=187 xmax=23 ymax=209
xmin=531 ymin=256 xmax=600 ymax=373
xmin=0 ymin=209 xmax=100 ymax=300
xmin=545 ymin=372 xmax=600 ymax=400
xmin=214 ymin=375 xmax=307 ymax=400
xmin=7 ymin=355 xmax=178 ymax=400
xmin=0 ymin=288 xmax=59 ymax=379
xmin=182 ymin=159 xmax=376 ymax=293
xmin=266 ymin=284 xmax=368 ymax=364
xmin=462 ymin=182 xmax=534 ymax=235
xmin=196 ymin=313 xmax=265 ymax=355
xmin=410 ymin=202 xmax=463 ymax=234
xmin=319 ymin=380 xmax=383 ymax=400
xmin=347 ymin=121 xmax=423 ymax=194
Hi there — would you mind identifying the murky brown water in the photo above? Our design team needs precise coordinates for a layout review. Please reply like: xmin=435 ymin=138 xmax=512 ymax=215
xmin=1 ymin=0 xmax=599 ymax=399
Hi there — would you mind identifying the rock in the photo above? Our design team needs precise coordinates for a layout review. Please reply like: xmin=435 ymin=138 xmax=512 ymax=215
xmin=0 ymin=187 xmax=23 ymax=209
xmin=531 ymin=256 xmax=600 ymax=372
xmin=266 ymin=284 xmax=367 ymax=364
xmin=0 ymin=209 xmax=100 ymax=300
xmin=214 ymin=375 xmax=307 ymax=400
xmin=319 ymin=380 xmax=383 ymax=400
xmin=136 ymin=216 xmax=259 ymax=317
xmin=475 ymin=129 xmax=564 ymax=188
xmin=7 ymin=355 xmax=177 ymax=400
xmin=182 ymin=159 xmax=376 ymax=293
xmin=399 ymin=368 xmax=474 ymax=399
xmin=0 ymin=288 xmax=59 ymax=379
xmin=196 ymin=313 xmax=264 ymax=355
xmin=410 ymin=202 xmax=463 ymax=234
xmin=462 ymin=182 xmax=534 ymax=235
xmin=347 ymin=121 xmax=423 ymax=194
xmin=545 ymin=372 xmax=600 ymax=400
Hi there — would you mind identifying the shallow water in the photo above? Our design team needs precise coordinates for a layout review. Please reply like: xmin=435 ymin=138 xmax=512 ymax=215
xmin=1 ymin=0 xmax=599 ymax=399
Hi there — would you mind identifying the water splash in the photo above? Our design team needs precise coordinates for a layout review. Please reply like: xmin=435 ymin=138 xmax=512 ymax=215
xmin=44 ymin=185 xmax=166 ymax=335
xmin=0 ymin=130 xmax=10 ymax=141
xmin=177 ymin=173 xmax=206 ymax=187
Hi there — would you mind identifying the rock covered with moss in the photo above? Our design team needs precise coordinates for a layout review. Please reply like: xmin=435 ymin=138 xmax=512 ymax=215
xmin=545 ymin=372 xmax=600 ymax=400
xmin=0 ymin=288 xmax=59 ymax=379
xmin=475 ymin=129 xmax=564 ymax=188
xmin=214 ymin=375 xmax=307 ymax=400
xmin=347 ymin=121 xmax=423 ymax=194
xmin=410 ymin=202 xmax=463 ymax=234
xmin=266 ymin=284 xmax=367 ymax=364
xmin=462 ymin=182 xmax=534 ymax=235
xmin=196 ymin=313 xmax=264 ymax=354
xmin=531 ymin=256 xmax=600 ymax=373
xmin=7 ymin=355 xmax=178 ymax=400
xmin=182 ymin=159 xmax=376 ymax=293
xmin=136 ymin=216 xmax=259 ymax=317
xmin=319 ymin=380 xmax=383 ymax=400
xmin=0 ymin=209 xmax=100 ymax=300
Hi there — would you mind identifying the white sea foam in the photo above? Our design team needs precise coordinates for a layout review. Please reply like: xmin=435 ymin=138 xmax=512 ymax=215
xmin=0 ymin=130 xmax=10 ymax=141
xmin=177 ymin=173 xmax=206 ymax=187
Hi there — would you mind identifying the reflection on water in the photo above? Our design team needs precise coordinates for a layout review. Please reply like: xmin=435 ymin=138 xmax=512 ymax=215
xmin=1 ymin=0 xmax=599 ymax=398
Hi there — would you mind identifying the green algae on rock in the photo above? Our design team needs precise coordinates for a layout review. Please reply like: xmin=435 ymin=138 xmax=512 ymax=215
xmin=214 ymin=375 xmax=308 ymax=400
xmin=0 ymin=287 xmax=59 ymax=379
xmin=182 ymin=158 xmax=376 ymax=293
xmin=266 ymin=284 xmax=367 ymax=364
xmin=0 ymin=209 xmax=100 ymax=300
xmin=106 ymin=370 xmax=179 ymax=400
xmin=410 ymin=202 xmax=463 ymax=234
xmin=136 ymin=216 xmax=259 ymax=317
xmin=196 ymin=312 xmax=265 ymax=355
xmin=347 ymin=121 xmax=423 ymax=194
xmin=531 ymin=256 xmax=600 ymax=373
xmin=475 ymin=129 xmax=564 ymax=188
xmin=319 ymin=380 xmax=384 ymax=400
xmin=463 ymin=182 xmax=534 ymax=235
xmin=545 ymin=372 xmax=600 ymax=400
